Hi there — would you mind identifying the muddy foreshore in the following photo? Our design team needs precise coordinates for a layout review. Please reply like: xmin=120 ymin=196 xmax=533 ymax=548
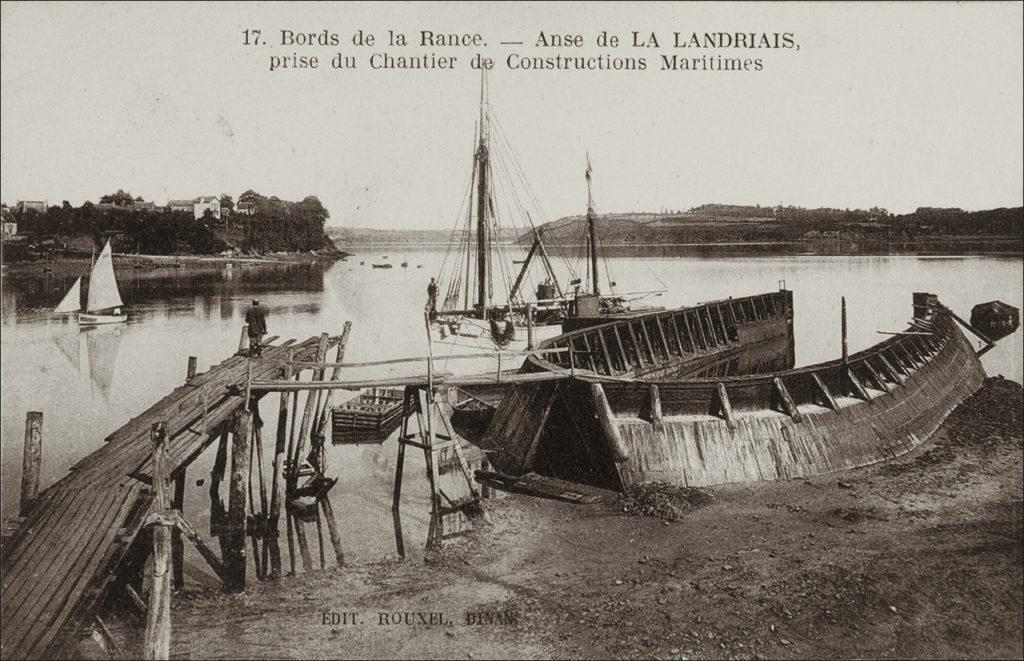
xmin=93 ymin=378 xmax=1022 ymax=659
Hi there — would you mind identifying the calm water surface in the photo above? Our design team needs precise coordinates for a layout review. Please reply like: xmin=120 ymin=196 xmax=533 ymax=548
xmin=1 ymin=250 xmax=1021 ymax=567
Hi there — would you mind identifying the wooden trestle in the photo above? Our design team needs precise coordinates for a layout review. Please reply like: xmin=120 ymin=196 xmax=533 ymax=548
xmin=1 ymin=331 xmax=347 ymax=659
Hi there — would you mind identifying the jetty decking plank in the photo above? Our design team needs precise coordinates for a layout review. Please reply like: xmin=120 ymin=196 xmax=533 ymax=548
xmin=0 ymin=333 xmax=343 ymax=657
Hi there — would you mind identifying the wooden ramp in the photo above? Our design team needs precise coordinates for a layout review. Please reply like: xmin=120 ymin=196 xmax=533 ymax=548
xmin=0 ymin=334 xmax=338 ymax=659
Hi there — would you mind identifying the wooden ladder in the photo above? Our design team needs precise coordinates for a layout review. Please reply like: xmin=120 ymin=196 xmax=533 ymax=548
xmin=393 ymin=385 xmax=485 ymax=555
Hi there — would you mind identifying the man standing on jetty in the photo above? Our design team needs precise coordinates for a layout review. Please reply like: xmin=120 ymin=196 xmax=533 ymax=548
xmin=427 ymin=277 xmax=438 ymax=319
xmin=246 ymin=299 xmax=268 ymax=357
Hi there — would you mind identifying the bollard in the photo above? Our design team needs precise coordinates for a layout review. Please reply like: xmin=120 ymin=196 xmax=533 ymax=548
xmin=186 ymin=356 xmax=198 ymax=380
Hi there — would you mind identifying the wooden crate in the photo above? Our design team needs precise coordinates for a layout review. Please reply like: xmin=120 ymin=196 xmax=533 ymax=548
xmin=331 ymin=388 xmax=405 ymax=440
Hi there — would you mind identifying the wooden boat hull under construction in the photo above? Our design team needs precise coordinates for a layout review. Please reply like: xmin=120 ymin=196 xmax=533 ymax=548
xmin=482 ymin=292 xmax=987 ymax=491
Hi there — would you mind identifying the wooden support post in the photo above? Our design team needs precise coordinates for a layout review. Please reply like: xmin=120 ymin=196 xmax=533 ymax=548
xmin=186 ymin=356 xmax=198 ymax=380
xmin=716 ymin=305 xmax=731 ymax=343
xmin=268 ymin=348 xmax=293 ymax=579
xmin=612 ymin=325 xmax=630 ymax=369
xmin=773 ymin=377 xmax=803 ymax=421
xmin=171 ymin=471 xmax=186 ymax=590
xmin=319 ymin=495 xmax=345 ymax=567
xmin=315 ymin=508 xmax=326 ymax=569
xmin=841 ymin=296 xmax=849 ymax=366
xmin=846 ymin=367 xmax=872 ymax=401
xmin=597 ymin=329 xmax=614 ymax=374
xmin=715 ymin=383 xmax=737 ymax=430
xmin=654 ymin=317 xmax=671 ymax=359
xmin=289 ymin=333 xmax=329 ymax=573
xmin=669 ymin=313 xmax=685 ymax=355
xmin=627 ymin=323 xmax=646 ymax=366
xmin=639 ymin=320 xmax=657 ymax=363
xmin=225 ymin=411 xmax=251 ymax=592
xmin=863 ymin=361 xmax=893 ymax=393
xmin=691 ymin=310 xmax=709 ymax=350
xmin=644 ymin=384 xmax=664 ymax=430
xmin=811 ymin=373 xmax=839 ymax=410
xmin=169 ymin=511 xmax=230 ymax=584
xmin=582 ymin=334 xmax=598 ymax=372
xmin=144 ymin=422 xmax=171 ymax=660
xmin=702 ymin=308 xmax=717 ymax=346
xmin=590 ymin=383 xmax=629 ymax=463
xmin=238 ymin=323 xmax=250 ymax=354
xmin=20 ymin=411 xmax=42 ymax=516
xmin=525 ymin=303 xmax=534 ymax=350
xmin=879 ymin=353 xmax=906 ymax=382
xmin=391 ymin=390 xmax=410 ymax=559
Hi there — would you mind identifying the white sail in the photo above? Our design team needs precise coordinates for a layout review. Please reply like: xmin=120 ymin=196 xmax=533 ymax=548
xmin=86 ymin=241 xmax=124 ymax=312
xmin=54 ymin=277 xmax=82 ymax=314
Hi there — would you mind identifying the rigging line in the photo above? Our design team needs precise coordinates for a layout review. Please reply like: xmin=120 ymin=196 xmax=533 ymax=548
xmin=487 ymin=111 xmax=579 ymax=281
xmin=435 ymin=140 xmax=479 ymax=284
xmin=489 ymin=136 xmax=548 ymax=304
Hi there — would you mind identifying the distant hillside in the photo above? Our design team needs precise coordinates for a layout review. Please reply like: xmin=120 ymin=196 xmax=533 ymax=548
xmin=330 ymin=226 xmax=520 ymax=246
xmin=528 ymin=204 xmax=1024 ymax=245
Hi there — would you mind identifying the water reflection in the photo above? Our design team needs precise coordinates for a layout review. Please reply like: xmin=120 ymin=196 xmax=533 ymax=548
xmin=51 ymin=325 xmax=124 ymax=401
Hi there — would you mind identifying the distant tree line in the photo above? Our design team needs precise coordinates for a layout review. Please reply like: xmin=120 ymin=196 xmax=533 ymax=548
xmin=8 ymin=189 xmax=337 ymax=255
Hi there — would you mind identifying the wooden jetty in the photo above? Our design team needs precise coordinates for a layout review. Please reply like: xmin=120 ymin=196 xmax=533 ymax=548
xmin=2 ymin=319 xmax=537 ymax=658
xmin=0 ymin=332 xmax=346 ymax=659
xmin=485 ymin=292 xmax=990 ymax=491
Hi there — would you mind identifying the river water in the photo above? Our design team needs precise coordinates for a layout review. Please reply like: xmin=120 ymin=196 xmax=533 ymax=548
xmin=1 ymin=250 xmax=1021 ymax=568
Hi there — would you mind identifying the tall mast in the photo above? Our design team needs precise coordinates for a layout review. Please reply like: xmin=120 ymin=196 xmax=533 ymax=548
xmin=586 ymin=154 xmax=599 ymax=296
xmin=475 ymin=71 xmax=489 ymax=319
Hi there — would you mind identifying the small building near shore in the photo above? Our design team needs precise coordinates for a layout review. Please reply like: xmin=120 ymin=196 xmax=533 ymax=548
xmin=16 ymin=200 xmax=47 ymax=213
xmin=194 ymin=196 xmax=221 ymax=220
xmin=167 ymin=199 xmax=194 ymax=213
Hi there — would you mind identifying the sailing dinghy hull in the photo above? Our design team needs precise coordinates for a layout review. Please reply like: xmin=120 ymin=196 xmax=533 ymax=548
xmin=79 ymin=312 xmax=127 ymax=326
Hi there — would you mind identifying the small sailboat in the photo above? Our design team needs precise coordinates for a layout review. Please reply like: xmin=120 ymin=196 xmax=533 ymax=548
xmin=54 ymin=241 xmax=127 ymax=326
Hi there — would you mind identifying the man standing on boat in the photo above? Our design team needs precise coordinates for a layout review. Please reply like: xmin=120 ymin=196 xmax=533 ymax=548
xmin=427 ymin=278 xmax=438 ymax=319
xmin=246 ymin=299 xmax=268 ymax=357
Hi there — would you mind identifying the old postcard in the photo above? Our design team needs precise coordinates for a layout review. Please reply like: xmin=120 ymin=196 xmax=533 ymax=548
xmin=1 ymin=2 xmax=1021 ymax=659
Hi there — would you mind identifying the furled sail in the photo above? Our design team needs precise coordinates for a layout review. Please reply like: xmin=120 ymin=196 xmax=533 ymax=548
xmin=54 ymin=277 xmax=82 ymax=314
xmin=86 ymin=241 xmax=124 ymax=312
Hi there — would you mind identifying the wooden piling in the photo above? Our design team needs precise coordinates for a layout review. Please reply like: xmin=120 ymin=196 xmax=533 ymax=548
xmin=319 ymin=496 xmax=345 ymax=567
xmin=238 ymin=324 xmax=250 ymax=354
xmin=841 ymin=296 xmax=849 ymax=366
xmin=225 ymin=411 xmax=251 ymax=592
xmin=289 ymin=333 xmax=329 ymax=572
xmin=20 ymin=411 xmax=43 ymax=516
xmin=268 ymin=348 xmax=294 ymax=578
xmin=186 ymin=356 xmax=198 ymax=380
xmin=715 ymin=383 xmax=737 ymax=430
xmin=144 ymin=422 xmax=171 ymax=660
xmin=645 ymin=384 xmax=664 ymax=430
xmin=171 ymin=472 xmax=186 ymax=590
xmin=525 ymin=303 xmax=534 ymax=350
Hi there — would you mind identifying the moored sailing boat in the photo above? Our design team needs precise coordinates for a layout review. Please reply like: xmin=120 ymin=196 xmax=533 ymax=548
xmin=430 ymin=75 xmax=660 ymax=360
xmin=54 ymin=240 xmax=127 ymax=325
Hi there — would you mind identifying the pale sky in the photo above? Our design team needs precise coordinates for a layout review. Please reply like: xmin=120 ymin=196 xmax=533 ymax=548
xmin=2 ymin=1 xmax=1022 ymax=228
